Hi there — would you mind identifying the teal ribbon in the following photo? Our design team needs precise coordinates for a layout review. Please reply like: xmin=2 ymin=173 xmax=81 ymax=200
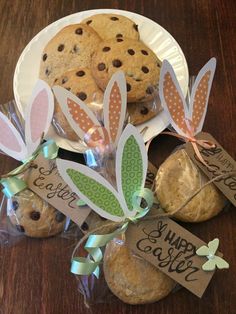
xmin=0 ymin=139 xmax=59 ymax=198
xmin=71 ymin=187 xmax=154 ymax=278
xmin=71 ymin=222 xmax=128 ymax=278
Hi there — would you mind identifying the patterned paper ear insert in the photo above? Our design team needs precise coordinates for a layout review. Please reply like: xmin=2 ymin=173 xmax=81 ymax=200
xmin=56 ymin=159 xmax=126 ymax=222
xmin=67 ymin=98 xmax=103 ymax=143
xmin=25 ymin=80 xmax=54 ymax=156
xmin=103 ymin=71 xmax=127 ymax=146
xmin=160 ymin=58 xmax=216 ymax=137
xmin=189 ymin=58 xmax=216 ymax=134
xmin=116 ymin=124 xmax=147 ymax=213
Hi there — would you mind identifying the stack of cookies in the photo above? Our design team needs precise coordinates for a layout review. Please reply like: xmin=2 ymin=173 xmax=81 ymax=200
xmin=39 ymin=13 xmax=162 ymax=141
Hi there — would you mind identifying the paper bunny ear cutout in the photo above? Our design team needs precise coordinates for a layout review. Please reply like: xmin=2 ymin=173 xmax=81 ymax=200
xmin=159 ymin=58 xmax=216 ymax=137
xmin=25 ymin=80 xmax=54 ymax=156
xmin=0 ymin=80 xmax=54 ymax=161
xmin=0 ymin=112 xmax=27 ymax=160
xmin=53 ymin=71 xmax=127 ymax=147
xmin=56 ymin=124 xmax=147 ymax=222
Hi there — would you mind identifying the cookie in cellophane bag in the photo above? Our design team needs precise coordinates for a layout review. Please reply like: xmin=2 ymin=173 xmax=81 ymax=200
xmin=0 ymin=81 xmax=68 ymax=240
xmin=56 ymin=123 xmax=176 ymax=306
xmin=154 ymin=58 xmax=227 ymax=222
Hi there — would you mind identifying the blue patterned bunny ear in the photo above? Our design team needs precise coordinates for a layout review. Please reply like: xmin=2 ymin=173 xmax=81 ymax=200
xmin=56 ymin=159 xmax=127 ymax=222
xmin=115 ymin=124 xmax=148 ymax=218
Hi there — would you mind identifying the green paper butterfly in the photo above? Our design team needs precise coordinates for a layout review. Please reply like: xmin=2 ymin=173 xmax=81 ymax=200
xmin=196 ymin=238 xmax=229 ymax=271
xmin=56 ymin=124 xmax=147 ymax=222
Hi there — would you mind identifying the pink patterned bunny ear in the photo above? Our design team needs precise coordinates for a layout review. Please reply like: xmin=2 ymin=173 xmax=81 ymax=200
xmin=103 ymin=71 xmax=127 ymax=146
xmin=25 ymin=80 xmax=54 ymax=156
xmin=189 ymin=58 xmax=216 ymax=135
xmin=53 ymin=86 xmax=104 ymax=145
xmin=0 ymin=112 xmax=27 ymax=161
xmin=159 ymin=60 xmax=190 ymax=137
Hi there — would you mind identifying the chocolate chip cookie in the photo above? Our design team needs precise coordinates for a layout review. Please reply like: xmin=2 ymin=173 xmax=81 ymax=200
xmin=127 ymin=96 xmax=163 ymax=125
xmin=154 ymin=149 xmax=227 ymax=222
xmin=82 ymin=13 xmax=140 ymax=40
xmin=53 ymin=67 xmax=104 ymax=141
xmin=91 ymin=38 xmax=162 ymax=102
xmin=8 ymin=189 xmax=66 ymax=238
xmin=39 ymin=24 xmax=102 ymax=86
xmin=104 ymin=236 xmax=175 ymax=304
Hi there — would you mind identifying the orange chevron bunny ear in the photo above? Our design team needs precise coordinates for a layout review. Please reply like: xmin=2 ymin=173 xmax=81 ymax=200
xmin=159 ymin=60 xmax=190 ymax=137
xmin=189 ymin=58 xmax=216 ymax=135
xmin=103 ymin=71 xmax=127 ymax=146
xmin=53 ymin=87 xmax=105 ymax=145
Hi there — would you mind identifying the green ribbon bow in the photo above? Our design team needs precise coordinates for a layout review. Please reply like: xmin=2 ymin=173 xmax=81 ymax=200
xmin=71 ymin=187 xmax=153 ymax=278
xmin=0 ymin=139 xmax=59 ymax=198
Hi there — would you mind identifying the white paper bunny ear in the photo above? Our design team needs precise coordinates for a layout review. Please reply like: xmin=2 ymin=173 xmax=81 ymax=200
xmin=0 ymin=112 xmax=27 ymax=161
xmin=116 ymin=124 xmax=147 ymax=217
xmin=53 ymin=86 xmax=104 ymax=145
xmin=189 ymin=58 xmax=216 ymax=135
xmin=56 ymin=159 xmax=127 ymax=222
xmin=159 ymin=60 xmax=189 ymax=137
xmin=25 ymin=80 xmax=54 ymax=156
xmin=103 ymin=71 xmax=127 ymax=146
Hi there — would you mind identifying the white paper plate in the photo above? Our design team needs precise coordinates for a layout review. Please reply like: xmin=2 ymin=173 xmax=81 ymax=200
xmin=13 ymin=9 xmax=188 ymax=152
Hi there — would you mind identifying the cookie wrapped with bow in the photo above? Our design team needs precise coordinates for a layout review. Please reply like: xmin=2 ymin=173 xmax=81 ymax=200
xmin=154 ymin=58 xmax=227 ymax=222
xmin=57 ymin=124 xmax=176 ymax=305
xmin=0 ymin=81 xmax=67 ymax=238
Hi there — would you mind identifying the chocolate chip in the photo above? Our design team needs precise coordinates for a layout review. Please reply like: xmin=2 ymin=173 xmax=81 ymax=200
xmin=30 ymin=211 xmax=41 ymax=221
xmin=126 ymin=83 xmax=131 ymax=92
xmin=140 ymin=106 xmax=149 ymax=115
xmin=102 ymin=46 xmax=111 ymax=52
xmin=98 ymin=63 xmax=106 ymax=71
xmin=116 ymin=33 xmax=123 ymax=38
xmin=45 ymin=68 xmax=51 ymax=76
xmin=75 ymin=27 xmax=83 ymax=35
xmin=73 ymin=45 xmax=79 ymax=53
xmin=62 ymin=77 xmax=68 ymax=84
xmin=142 ymin=66 xmax=149 ymax=73
xmin=110 ymin=16 xmax=119 ymax=21
xmin=66 ymin=87 xmax=71 ymax=91
xmin=135 ymin=78 xmax=142 ymax=82
xmin=146 ymin=86 xmax=154 ymax=94
xmin=81 ymin=222 xmax=89 ymax=231
xmin=133 ymin=24 xmax=138 ymax=31
xmin=86 ymin=20 xmax=92 ymax=25
xmin=55 ymin=212 xmax=66 ymax=223
xmin=117 ymin=38 xmax=123 ymax=42
xmin=16 ymin=225 xmax=25 ymax=233
xmin=58 ymin=44 xmax=64 ymax=52
xmin=76 ymin=70 xmax=85 ymax=77
xmin=128 ymin=49 xmax=135 ymax=55
xmin=157 ymin=62 xmax=161 ymax=68
xmin=12 ymin=201 xmax=19 ymax=211
xmin=42 ymin=53 xmax=47 ymax=61
xmin=54 ymin=78 xmax=58 ymax=83
xmin=77 ymin=92 xmax=87 ymax=101
xmin=112 ymin=59 xmax=122 ymax=67
xmin=141 ymin=50 xmax=148 ymax=55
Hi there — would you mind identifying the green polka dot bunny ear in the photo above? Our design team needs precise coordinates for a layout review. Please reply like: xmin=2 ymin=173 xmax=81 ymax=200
xmin=53 ymin=71 xmax=127 ymax=148
xmin=56 ymin=124 xmax=148 ymax=222
xmin=159 ymin=58 xmax=216 ymax=137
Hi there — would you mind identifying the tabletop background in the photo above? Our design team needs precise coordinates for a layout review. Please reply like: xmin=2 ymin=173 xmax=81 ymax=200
xmin=0 ymin=1 xmax=235 ymax=313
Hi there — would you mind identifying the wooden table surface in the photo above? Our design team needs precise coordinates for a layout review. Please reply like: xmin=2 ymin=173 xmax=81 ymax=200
xmin=0 ymin=1 xmax=235 ymax=313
